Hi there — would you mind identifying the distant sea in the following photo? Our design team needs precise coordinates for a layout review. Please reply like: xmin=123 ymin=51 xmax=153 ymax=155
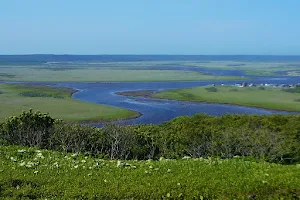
xmin=1 ymin=55 xmax=300 ymax=65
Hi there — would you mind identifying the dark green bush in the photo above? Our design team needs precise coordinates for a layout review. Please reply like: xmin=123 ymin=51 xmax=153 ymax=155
xmin=0 ymin=109 xmax=55 ymax=148
xmin=1 ymin=110 xmax=300 ymax=163
xmin=205 ymin=87 xmax=218 ymax=92
xmin=283 ymin=87 xmax=300 ymax=93
xmin=229 ymin=88 xmax=238 ymax=92
xmin=19 ymin=91 xmax=64 ymax=98
xmin=258 ymin=86 xmax=265 ymax=90
xmin=19 ymin=91 xmax=53 ymax=97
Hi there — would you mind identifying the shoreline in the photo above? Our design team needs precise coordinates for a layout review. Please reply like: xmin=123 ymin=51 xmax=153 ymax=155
xmin=115 ymin=90 xmax=300 ymax=113
xmin=72 ymin=111 xmax=143 ymax=125
xmin=0 ymin=82 xmax=143 ymax=124
xmin=67 ymin=87 xmax=144 ymax=124
xmin=0 ymin=76 xmax=248 ymax=83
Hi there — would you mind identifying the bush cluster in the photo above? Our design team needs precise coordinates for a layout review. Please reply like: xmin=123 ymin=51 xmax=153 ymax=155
xmin=0 ymin=109 xmax=55 ymax=147
xmin=19 ymin=91 xmax=64 ymax=98
xmin=205 ymin=87 xmax=218 ymax=92
xmin=1 ymin=110 xmax=300 ymax=163
xmin=283 ymin=85 xmax=300 ymax=93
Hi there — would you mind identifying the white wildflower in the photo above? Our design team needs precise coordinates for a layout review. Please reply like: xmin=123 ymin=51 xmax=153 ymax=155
xmin=159 ymin=157 xmax=165 ymax=161
xmin=26 ymin=161 xmax=34 ymax=168
xmin=53 ymin=162 xmax=59 ymax=168
xmin=36 ymin=153 xmax=44 ymax=159
xmin=117 ymin=161 xmax=125 ymax=167
xmin=10 ymin=157 xmax=17 ymax=162
xmin=182 ymin=156 xmax=191 ymax=160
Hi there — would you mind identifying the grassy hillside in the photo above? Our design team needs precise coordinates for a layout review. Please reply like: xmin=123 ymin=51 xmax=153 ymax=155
xmin=1 ymin=145 xmax=300 ymax=199
xmin=1 ymin=110 xmax=300 ymax=199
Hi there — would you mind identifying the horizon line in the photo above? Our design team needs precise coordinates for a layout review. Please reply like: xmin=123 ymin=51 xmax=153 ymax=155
xmin=1 ymin=54 xmax=300 ymax=56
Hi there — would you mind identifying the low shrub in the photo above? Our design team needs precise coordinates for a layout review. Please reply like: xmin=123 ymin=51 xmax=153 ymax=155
xmin=1 ymin=110 xmax=300 ymax=163
xmin=0 ymin=109 xmax=55 ymax=148
xmin=205 ymin=87 xmax=218 ymax=92
xmin=229 ymin=88 xmax=238 ymax=92
xmin=19 ymin=91 xmax=53 ymax=97
xmin=19 ymin=91 xmax=64 ymax=98
xmin=283 ymin=87 xmax=300 ymax=93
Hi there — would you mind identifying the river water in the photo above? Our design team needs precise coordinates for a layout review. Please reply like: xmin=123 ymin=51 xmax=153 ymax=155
xmin=3 ymin=62 xmax=300 ymax=125
xmin=54 ymin=74 xmax=299 ymax=126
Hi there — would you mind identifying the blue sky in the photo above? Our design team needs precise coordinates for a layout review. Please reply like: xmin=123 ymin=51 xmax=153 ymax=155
xmin=1 ymin=0 xmax=300 ymax=55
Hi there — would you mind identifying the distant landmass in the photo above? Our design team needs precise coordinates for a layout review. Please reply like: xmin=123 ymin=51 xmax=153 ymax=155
xmin=1 ymin=55 xmax=300 ymax=65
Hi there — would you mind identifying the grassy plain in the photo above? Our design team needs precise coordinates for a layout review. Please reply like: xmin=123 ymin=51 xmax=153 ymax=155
xmin=1 ymin=61 xmax=300 ymax=82
xmin=144 ymin=86 xmax=300 ymax=111
xmin=0 ymin=65 xmax=243 ymax=82
xmin=1 ymin=145 xmax=300 ymax=199
xmin=168 ymin=61 xmax=300 ymax=76
xmin=0 ymin=84 xmax=139 ymax=122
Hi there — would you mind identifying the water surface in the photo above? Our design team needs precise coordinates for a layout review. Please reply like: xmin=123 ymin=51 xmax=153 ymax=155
xmin=56 ymin=76 xmax=299 ymax=126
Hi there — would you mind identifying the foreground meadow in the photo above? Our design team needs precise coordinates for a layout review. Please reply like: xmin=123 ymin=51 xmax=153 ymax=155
xmin=0 ymin=84 xmax=139 ymax=122
xmin=1 ymin=110 xmax=300 ymax=199
xmin=1 ymin=145 xmax=300 ymax=199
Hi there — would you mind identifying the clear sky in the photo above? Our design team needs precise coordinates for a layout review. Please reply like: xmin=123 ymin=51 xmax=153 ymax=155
xmin=1 ymin=0 xmax=300 ymax=55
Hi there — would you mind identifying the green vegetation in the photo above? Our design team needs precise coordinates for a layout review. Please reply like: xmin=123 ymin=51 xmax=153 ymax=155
xmin=178 ymin=61 xmax=300 ymax=76
xmin=1 ymin=111 xmax=300 ymax=199
xmin=19 ymin=91 xmax=63 ymax=98
xmin=152 ymin=86 xmax=300 ymax=111
xmin=287 ymin=71 xmax=300 ymax=76
xmin=0 ymin=84 xmax=139 ymax=123
xmin=0 ymin=72 xmax=16 ymax=78
xmin=1 ymin=60 xmax=300 ymax=82
xmin=116 ymin=90 xmax=155 ymax=97
xmin=283 ymin=85 xmax=300 ymax=93
xmin=1 ymin=145 xmax=300 ymax=199
xmin=205 ymin=86 xmax=218 ymax=92
xmin=0 ymin=66 xmax=242 ymax=82
xmin=2 ymin=110 xmax=300 ymax=162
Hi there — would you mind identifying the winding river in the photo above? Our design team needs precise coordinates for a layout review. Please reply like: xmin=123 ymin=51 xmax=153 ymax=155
xmin=54 ymin=74 xmax=299 ymax=126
